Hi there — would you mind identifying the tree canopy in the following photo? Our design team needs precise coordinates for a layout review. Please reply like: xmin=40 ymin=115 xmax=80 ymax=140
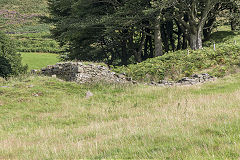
xmin=46 ymin=0 xmax=240 ymax=65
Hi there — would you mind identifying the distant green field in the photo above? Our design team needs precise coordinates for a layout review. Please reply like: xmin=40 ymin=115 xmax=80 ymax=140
xmin=11 ymin=32 xmax=65 ymax=53
xmin=20 ymin=52 xmax=59 ymax=70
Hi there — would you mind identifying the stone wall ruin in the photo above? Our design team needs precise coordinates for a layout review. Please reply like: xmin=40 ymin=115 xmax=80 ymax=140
xmin=40 ymin=62 xmax=132 ymax=84
xmin=37 ymin=62 xmax=216 ymax=86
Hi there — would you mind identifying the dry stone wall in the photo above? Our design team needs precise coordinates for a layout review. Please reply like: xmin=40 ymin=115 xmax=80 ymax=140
xmin=40 ymin=62 xmax=132 ymax=84
xmin=36 ymin=62 xmax=216 ymax=86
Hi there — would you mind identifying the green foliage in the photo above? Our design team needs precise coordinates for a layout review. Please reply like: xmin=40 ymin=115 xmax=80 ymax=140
xmin=114 ymin=50 xmax=206 ymax=82
xmin=46 ymin=0 xmax=238 ymax=64
xmin=114 ymin=33 xmax=240 ymax=82
xmin=0 ymin=31 xmax=27 ymax=77
xmin=0 ymin=56 xmax=12 ymax=77
xmin=46 ymin=0 xmax=170 ymax=64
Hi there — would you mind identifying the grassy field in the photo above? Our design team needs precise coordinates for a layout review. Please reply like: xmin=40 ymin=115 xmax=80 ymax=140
xmin=20 ymin=52 xmax=59 ymax=70
xmin=1 ymin=1 xmax=240 ymax=159
xmin=0 ymin=74 xmax=240 ymax=159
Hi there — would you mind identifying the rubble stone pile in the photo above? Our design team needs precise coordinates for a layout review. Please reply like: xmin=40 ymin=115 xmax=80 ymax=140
xmin=35 ymin=62 xmax=216 ymax=86
xmin=177 ymin=73 xmax=216 ymax=85
xmin=149 ymin=73 xmax=216 ymax=86
xmin=40 ymin=62 xmax=132 ymax=84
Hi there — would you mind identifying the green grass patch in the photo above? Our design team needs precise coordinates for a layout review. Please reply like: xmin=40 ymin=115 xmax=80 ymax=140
xmin=0 ymin=74 xmax=240 ymax=159
xmin=20 ymin=52 xmax=59 ymax=70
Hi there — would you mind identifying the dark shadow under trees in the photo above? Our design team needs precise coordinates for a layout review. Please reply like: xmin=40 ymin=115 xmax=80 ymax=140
xmin=0 ymin=56 xmax=12 ymax=78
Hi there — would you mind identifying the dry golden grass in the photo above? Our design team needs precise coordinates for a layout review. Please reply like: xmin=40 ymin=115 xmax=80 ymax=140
xmin=0 ymin=75 xmax=240 ymax=159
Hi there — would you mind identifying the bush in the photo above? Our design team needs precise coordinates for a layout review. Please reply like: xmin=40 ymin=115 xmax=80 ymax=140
xmin=0 ymin=31 xmax=27 ymax=77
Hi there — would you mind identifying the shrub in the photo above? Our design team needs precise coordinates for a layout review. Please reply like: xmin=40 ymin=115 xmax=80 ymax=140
xmin=0 ymin=31 xmax=27 ymax=77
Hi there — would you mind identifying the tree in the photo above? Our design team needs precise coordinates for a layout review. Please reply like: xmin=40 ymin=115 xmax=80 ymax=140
xmin=0 ymin=31 xmax=27 ymax=77
xmin=47 ymin=0 xmax=119 ymax=62
xmin=46 ymin=0 xmax=236 ymax=65
xmin=174 ymin=0 xmax=220 ymax=50
xmin=229 ymin=1 xmax=240 ymax=31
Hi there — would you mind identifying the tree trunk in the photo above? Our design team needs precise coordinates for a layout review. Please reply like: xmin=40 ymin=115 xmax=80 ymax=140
xmin=203 ymin=16 xmax=216 ymax=41
xmin=175 ymin=20 xmax=183 ymax=50
xmin=166 ymin=20 xmax=175 ymax=51
xmin=144 ymin=37 xmax=149 ymax=60
xmin=182 ymin=32 xmax=187 ymax=50
xmin=230 ymin=7 xmax=237 ymax=31
xmin=134 ymin=33 xmax=145 ymax=63
xmin=189 ymin=33 xmax=197 ymax=50
xmin=149 ymin=36 xmax=153 ymax=58
xmin=197 ymin=28 xmax=203 ymax=49
xmin=154 ymin=15 xmax=163 ymax=57
xmin=161 ymin=23 xmax=169 ymax=52
xmin=231 ymin=20 xmax=237 ymax=31
xmin=189 ymin=31 xmax=202 ymax=50
xmin=144 ymin=33 xmax=153 ymax=58
xmin=143 ymin=27 xmax=152 ymax=60
xmin=177 ymin=33 xmax=182 ymax=50
xmin=176 ymin=0 xmax=213 ymax=50
xmin=121 ymin=41 xmax=128 ymax=65
xmin=189 ymin=25 xmax=203 ymax=50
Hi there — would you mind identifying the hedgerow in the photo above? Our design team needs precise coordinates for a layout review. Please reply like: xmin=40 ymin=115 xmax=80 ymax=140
xmin=10 ymin=32 xmax=65 ymax=53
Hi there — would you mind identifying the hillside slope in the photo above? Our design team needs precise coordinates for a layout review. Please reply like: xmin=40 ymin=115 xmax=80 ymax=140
xmin=0 ymin=0 xmax=48 ymax=32
xmin=0 ymin=0 xmax=63 ymax=53
xmin=0 ymin=0 xmax=48 ymax=13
